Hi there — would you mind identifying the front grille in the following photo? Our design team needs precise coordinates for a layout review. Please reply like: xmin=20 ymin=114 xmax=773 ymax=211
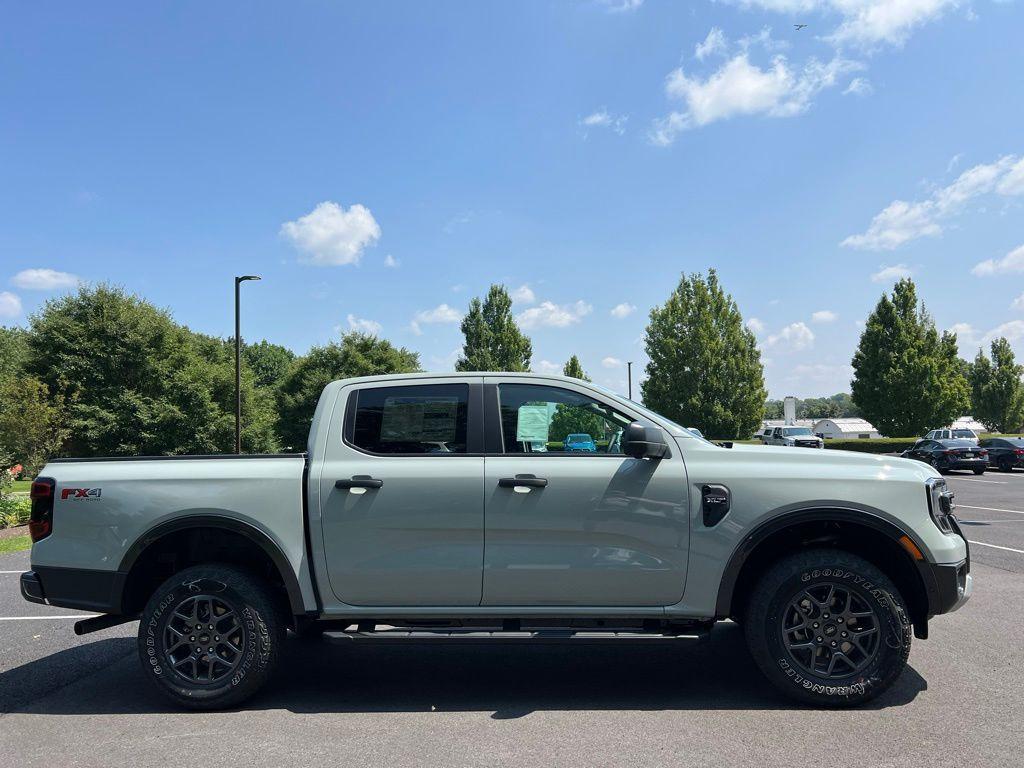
xmin=795 ymin=440 xmax=819 ymax=448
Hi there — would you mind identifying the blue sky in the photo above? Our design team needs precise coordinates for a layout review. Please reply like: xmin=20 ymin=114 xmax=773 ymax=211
xmin=2 ymin=1 xmax=1022 ymax=398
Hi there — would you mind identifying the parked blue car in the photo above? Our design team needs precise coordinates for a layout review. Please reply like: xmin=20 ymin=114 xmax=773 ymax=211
xmin=563 ymin=433 xmax=597 ymax=452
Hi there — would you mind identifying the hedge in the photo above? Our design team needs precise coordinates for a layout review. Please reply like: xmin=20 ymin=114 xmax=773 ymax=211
xmin=0 ymin=495 xmax=31 ymax=529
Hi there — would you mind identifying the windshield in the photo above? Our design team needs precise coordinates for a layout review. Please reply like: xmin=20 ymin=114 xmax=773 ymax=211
xmin=784 ymin=427 xmax=813 ymax=436
xmin=952 ymin=429 xmax=976 ymax=438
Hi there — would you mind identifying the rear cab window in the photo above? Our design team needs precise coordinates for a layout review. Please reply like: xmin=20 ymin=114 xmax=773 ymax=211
xmin=347 ymin=383 xmax=470 ymax=454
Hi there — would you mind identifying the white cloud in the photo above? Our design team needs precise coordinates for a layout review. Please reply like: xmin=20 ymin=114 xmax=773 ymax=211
xmin=766 ymin=321 xmax=815 ymax=351
xmin=695 ymin=27 xmax=727 ymax=60
xmin=443 ymin=212 xmax=473 ymax=234
xmin=602 ymin=356 xmax=625 ymax=368
xmin=11 ymin=268 xmax=80 ymax=290
xmin=871 ymin=263 xmax=914 ymax=282
xmin=384 ymin=254 xmax=399 ymax=268
xmin=536 ymin=360 xmax=563 ymax=375
xmin=948 ymin=320 xmax=1024 ymax=356
xmin=746 ymin=317 xmax=766 ymax=334
xmin=843 ymin=155 xmax=1024 ymax=250
xmin=511 ymin=284 xmax=537 ymax=305
xmin=517 ymin=300 xmax=592 ymax=330
xmin=811 ymin=309 xmax=838 ymax=323
xmin=842 ymin=77 xmax=873 ymax=97
xmin=1012 ymin=293 xmax=1024 ymax=311
xmin=281 ymin=201 xmax=381 ymax=266
xmin=651 ymin=52 xmax=858 ymax=144
xmin=0 ymin=291 xmax=22 ymax=318
xmin=598 ymin=0 xmax=643 ymax=13
xmin=346 ymin=314 xmax=382 ymax=335
xmin=610 ymin=302 xmax=637 ymax=319
xmin=728 ymin=1 xmax=960 ymax=50
xmin=410 ymin=303 xmax=462 ymax=335
xmin=972 ymin=244 xmax=1024 ymax=276
xmin=579 ymin=109 xmax=628 ymax=136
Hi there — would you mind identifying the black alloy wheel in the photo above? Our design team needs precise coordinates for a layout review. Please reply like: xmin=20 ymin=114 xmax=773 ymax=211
xmin=780 ymin=583 xmax=881 ymax=678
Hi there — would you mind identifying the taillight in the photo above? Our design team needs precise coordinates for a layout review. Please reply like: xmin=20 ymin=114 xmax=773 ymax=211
xmin=978 ymin=450 xmax=988 ymax=457
xmin=1015 ymin=449 xmax=1024 ymax=456
xmin=29 ymin=477 xmax=55 ymax=542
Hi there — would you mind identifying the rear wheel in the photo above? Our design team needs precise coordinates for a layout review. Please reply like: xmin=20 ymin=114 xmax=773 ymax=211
xmin=929 ymin=456 xmax=948 ymax=474
xmin=138 ymin=563 xmax=284 ymax=710
xmin=973 ymin=467 xmax=986 ymax=475
xmin=744 ymin=549 xmax=911 ymax=707
xmin=998 ymin=456 xmax=1014 ymax=473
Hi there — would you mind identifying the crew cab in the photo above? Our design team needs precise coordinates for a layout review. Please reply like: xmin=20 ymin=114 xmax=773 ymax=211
xmin=21 ymin=373 xmax=971 ymax=710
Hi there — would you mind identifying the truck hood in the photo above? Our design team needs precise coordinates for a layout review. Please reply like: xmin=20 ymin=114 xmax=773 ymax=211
xmin=722 ymin=441 xmax=940 ymax=483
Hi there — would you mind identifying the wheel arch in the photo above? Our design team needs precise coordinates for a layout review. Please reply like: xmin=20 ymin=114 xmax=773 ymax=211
xmin=118 ymin=514 xmax=307 ymax=622
xmin=716 ymin=506 xmax=938 ymax=638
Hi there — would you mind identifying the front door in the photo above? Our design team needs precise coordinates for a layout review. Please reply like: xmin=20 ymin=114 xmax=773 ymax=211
xmin=319 ymin=379 xmax=484 ymax=606
xmin=481 ymin=379 xmax=689 ymax=607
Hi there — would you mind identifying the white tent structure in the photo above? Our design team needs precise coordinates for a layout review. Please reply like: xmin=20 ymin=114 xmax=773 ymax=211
xmin=813 ymin=418 xmax=881 ymax=440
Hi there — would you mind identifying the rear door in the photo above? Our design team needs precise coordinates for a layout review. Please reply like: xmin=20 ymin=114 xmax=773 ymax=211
xmin=318 ymin=378 xmax=484 ymax=606
xmin=480 ymin=378 xmax=689 ymax=607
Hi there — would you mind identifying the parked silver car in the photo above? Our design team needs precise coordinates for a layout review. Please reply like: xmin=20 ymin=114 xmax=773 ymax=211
xmin=765 ymin=425 xmax=825 ymax=449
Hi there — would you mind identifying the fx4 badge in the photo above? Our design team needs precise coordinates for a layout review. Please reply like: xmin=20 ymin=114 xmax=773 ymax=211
xmin=61 ymin=488 xmax=102 ymax=500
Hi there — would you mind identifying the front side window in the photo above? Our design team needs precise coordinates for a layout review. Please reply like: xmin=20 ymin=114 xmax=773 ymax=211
xmin=497 ymin=384 xmax=631 ymax=454
xmin=350 ymin=384 xmax=469 ymax=454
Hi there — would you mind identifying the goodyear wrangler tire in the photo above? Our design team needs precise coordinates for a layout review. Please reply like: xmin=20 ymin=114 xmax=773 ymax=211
xmin=744 ymin=549 xmax=911 ymax=707
xmin=138 ymin=564 xmax=283 ymax=710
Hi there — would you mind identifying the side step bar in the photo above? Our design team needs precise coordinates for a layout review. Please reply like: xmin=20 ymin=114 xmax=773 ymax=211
xmin=323 ymin=627 xmax=710 ymax=645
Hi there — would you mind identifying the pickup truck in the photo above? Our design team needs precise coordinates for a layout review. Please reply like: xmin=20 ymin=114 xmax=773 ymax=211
xmin=21 ymin=372 xmax=971 ymax=710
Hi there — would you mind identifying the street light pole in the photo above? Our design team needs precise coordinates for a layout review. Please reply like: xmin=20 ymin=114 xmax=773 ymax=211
xmin=627 ymin=361 xmax=633 ymax=400
xmin=234 ymin=275 xmax=261 ymax=454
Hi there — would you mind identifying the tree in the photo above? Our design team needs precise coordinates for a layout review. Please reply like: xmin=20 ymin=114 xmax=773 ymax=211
xmin=969 ymin=338 xmax=1024 ymax=433
xmin=0 ymin=376 xmax=70 ymax=473
xmin=243 ymin=340 xmax=296 ymax=391
xmin=851 ymin=279 xmax=969 ymax=436
xmin=455 ymin=285 xmax=531 ymax=372
xmin=562 ymin=355 xmax=589 ymax=381
xmin=0 ymin=326 xmax=29 ymax=384
xmin=277 ymin=332 xmax=420 ymax=448
xmin=641 ymin=269 xmax=766 ymax=438
xmin=24 ymin=284 xmax=277 ymax=456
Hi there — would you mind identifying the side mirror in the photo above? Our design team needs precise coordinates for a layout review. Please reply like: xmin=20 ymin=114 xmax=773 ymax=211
xmin=622 ymin=421 xmax=669 ymax=460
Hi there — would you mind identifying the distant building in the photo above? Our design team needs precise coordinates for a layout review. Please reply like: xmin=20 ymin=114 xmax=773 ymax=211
xmin=813 ymin=418 xmax=881 ymax=440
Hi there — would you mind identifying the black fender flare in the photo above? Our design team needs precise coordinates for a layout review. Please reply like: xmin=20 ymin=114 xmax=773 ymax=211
xmin=714 ymin=504 xmax=939 ymax=622
xmin=118 ymin=514 xmax=307 ymax=616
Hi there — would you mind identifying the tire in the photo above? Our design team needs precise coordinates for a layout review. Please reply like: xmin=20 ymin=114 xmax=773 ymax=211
xmin=744 ymin=548 xmax=911 ymax=707
xmin=138 ymin=563 xmax=284 ymax=710
xmin=998 ymin=457 xmax=1013 ymax=473
xmin=973 ymin=467 xmax=986 ymax=475
xmin=929 ymin=457 xmax=948 ymax=474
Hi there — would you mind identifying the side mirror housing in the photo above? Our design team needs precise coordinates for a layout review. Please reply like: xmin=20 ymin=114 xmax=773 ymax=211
xmin=622 ymin=421 xmax=670 ymax=460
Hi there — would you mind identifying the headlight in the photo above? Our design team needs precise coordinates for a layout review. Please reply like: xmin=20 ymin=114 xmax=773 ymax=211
xmin=926 ymin=477 xmax=956 ymax=534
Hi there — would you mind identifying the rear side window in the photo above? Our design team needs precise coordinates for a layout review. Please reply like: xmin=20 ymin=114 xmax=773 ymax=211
xmin=349 ymin=384 xmax=469 ymax=454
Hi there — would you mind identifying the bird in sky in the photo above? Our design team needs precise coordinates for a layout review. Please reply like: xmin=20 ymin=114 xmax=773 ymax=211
xmin=794 ymin=24 xmax=807 ymax=30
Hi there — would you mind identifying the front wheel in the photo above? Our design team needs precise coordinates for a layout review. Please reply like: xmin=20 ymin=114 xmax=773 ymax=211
xmin=744 ymin=549 xmax=911 ymax=707
xmin=138 ymin=563 xmax=284 ymax=710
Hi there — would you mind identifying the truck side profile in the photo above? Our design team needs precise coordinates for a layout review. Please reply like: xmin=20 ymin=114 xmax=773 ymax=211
xmin=21 ymin=373 xmax=971 ymax=709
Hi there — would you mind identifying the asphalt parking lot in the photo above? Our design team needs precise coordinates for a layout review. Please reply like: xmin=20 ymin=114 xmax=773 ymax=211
xmin=1 ymin=469 xmax=1022 ymax=767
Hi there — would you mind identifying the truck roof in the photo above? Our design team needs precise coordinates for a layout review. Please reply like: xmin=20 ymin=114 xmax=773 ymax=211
xmin=327 ymin=371 xmax=592 ymax=386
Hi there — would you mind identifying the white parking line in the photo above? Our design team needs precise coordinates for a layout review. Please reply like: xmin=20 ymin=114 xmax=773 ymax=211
xmin=945 ymin=477 xmax=1006 ymax=484
xmin=958 ymin=504 xmax=1024 ymax=516
xmin=0 ymin=570 xmax=24 ymax=575
xmin=0 ymin=614 xmax=99 ymax=621
xmin=968 ymin=540 xmax=1024 ymax=555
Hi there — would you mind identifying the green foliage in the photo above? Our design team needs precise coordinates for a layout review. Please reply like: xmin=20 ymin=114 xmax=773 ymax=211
xmin=969 ymin=338 xmax=1024 ymax=434
xmin=0 ymin=534 xmax=32 ymax=554
xmin=0 ymin=326 xmax=29 ymax=383
xmin=641 ymin=269 xmax=766 ymax=439
xmin=277 ymin=332 xmax=420 ymax=449
xmin=851 ymin=279 xmax=970 ymax=437
xmin=243 ymin=340 xmax=296 ymax=391
xmin=0 ymin=495 xmax=32 ymax=529
xmin=455 ymin=285 xmax=532 ymax=372
xmin=0 ymin=376 xmax=70 ymax=474
xmin=562 ymin=355 xmax=589 ymax=381
xmin=24 ymin=284 xmax=277 ymax=457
